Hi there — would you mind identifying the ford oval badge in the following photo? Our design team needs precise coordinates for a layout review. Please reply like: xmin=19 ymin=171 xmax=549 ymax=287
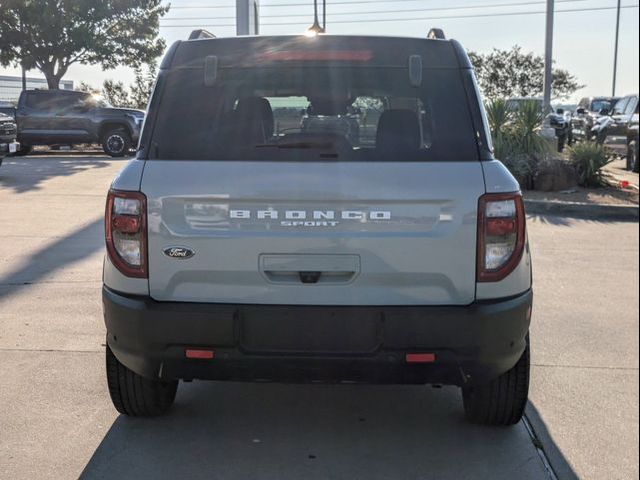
xmin=163 ymin=246 xmax=195 ymax=259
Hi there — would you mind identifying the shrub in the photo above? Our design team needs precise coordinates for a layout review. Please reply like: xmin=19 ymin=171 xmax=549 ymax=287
xmin=486 ymin=99 xmax=552 ymax=189
xmin=568 ymin=143 xmax=613 ymax=187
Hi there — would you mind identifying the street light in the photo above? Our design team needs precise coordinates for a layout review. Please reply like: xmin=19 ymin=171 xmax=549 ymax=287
xmin=305 ymin=0 xmax=324 ymax=36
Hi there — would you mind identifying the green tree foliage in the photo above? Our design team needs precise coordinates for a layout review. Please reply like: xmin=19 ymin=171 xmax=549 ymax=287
xmin=102 ymin=79 xmax=132 ymax=108
xmin=102 ymin=62 xmax=157 ymax=109
xmin=0 ymin=0 xmax=168 ymax=89
xmin=469 ymin=46 xmax=584 ymax=100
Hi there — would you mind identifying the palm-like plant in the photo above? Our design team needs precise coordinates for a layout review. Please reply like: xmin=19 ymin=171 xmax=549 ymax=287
xmin=512 ymin=100 xmax=550 ymax=158
xmin=568 ymin=142 xmax=613 ymax=187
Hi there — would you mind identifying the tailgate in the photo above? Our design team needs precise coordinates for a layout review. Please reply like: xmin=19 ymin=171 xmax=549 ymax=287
xmin=142 ymin=160 xmax=484 ymax=305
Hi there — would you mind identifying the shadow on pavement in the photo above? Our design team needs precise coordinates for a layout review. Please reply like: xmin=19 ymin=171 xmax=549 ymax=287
xmin=80 ymin=382 xmax=577 ymax=480
xmin=0 ymin=218 xmax=103 ymax=300
xmin=527 ymin=213 xmax=629 ymax=226
xmin=526 ymin=403 xmax=579 ymax=480
xmin=0 ymin=156 xmax=128 ymax=194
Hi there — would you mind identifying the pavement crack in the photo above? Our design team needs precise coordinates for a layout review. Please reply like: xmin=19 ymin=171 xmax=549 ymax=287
xmin=532 ymin=363 xmax=638 ymax=372
xmin=0 ymin=347 xmax=102 ymax=354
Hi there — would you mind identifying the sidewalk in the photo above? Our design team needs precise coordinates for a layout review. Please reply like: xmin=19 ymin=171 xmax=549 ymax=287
xmin=606 ymin=158 xmax=639 ymax=189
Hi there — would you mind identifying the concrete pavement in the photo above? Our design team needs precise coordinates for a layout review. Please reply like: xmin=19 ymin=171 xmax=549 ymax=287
xmin=0 ymin=156 xmax=637 ymax=479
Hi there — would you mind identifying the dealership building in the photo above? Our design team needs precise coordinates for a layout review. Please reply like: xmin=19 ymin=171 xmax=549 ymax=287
xmin=0 ymin=75 xmax=74 ymax=104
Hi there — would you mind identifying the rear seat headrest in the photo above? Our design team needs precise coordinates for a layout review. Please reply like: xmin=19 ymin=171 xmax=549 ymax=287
xmin=376 ymin=109 xmax=421 ymax=151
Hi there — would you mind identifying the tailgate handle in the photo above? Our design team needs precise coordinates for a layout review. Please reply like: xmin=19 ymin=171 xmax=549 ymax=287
xmin=260 ymin=254 xmax=360 ymax=285
xmin=263 ymin=269 xmax=357 ymax=285
xmin=299 ymin=271 xmax=322 ymax=284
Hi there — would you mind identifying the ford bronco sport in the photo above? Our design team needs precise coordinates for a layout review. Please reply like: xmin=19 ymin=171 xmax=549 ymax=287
xmin=103 ymin=30 xmax=533 ymax=426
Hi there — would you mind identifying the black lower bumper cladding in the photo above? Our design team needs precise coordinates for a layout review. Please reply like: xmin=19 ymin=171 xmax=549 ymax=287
xmin=103 ymin=287 xmax=532 ymax=386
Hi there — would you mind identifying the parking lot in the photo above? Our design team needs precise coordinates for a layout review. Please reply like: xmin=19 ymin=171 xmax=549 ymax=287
xmin=0 ymin=155 xmax=638 ymax=480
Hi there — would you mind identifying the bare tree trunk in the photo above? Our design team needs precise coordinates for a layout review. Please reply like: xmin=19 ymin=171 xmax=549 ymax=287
xmin=42 ymin=63 xmax=67 ymax=89
xmin=45 ymin=74 xmax=61 ymax=89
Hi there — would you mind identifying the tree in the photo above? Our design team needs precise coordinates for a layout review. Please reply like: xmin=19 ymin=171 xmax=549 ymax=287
xmin=76 ymin=81 xmax=99 ymax=94
xmin=0 ymin=0 xmax=168 ymax=89
xmin=128 ymin=61 xmax=157 ymax=109
xmin=102 ymin=80 xmax=132 ymax=108
xmin=468 ymin=46 xmax=584 ymax=101
xmin=101 ymin=61 xmax=157 ymax=109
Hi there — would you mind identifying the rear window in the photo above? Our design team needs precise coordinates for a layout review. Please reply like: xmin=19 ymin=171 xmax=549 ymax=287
xmin=149 ymin=53 xmax=478 ymax=162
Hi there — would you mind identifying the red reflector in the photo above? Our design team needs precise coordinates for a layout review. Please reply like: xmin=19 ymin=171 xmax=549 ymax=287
xmin=112 ymin=215 xmax=141 ymax=234
xmin=406 ymin=353 xmax=436 ymax=363
xmin=185 ymin=349 xmax=215 ymax=359
xmin=486 ymin=217 xmax=517 ymax=236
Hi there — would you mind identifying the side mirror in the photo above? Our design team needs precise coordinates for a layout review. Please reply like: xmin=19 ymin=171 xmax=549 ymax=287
xmin=599 ymin=108 xmax=610 ymax=116
xmin=576 ymin=108 xmax=586 ymax=115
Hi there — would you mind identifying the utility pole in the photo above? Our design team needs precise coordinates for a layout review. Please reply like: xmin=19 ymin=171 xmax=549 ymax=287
xmin=542 ymin=0 xmax=554 ymax=112
xmin=19 ymin=15 xmax=26 ymax=91
xmin=612 ymin=0 xmax=621 ymax=96
xmin=322 ymin=0 xmax=326 ymax=31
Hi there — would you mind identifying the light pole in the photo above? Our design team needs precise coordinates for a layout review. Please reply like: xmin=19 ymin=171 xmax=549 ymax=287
xmin=306 ymin=0 xmax=324 ymax=36
xmin=542 ymin=0 xmax=554 ymax=112
xmin=322 ymin=0 xmax=326 ymax=31
xmin=612 ymin=0 xmax=621 ymax=96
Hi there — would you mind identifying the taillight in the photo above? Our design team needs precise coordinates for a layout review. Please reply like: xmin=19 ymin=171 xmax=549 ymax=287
xmin=477 ymin=193 xmax=526 ymax=282
xmin=105 ymin=190 xmax=147 ymax=278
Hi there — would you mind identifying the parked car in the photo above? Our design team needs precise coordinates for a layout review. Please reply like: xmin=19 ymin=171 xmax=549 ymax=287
xmin=0 ymin=112 xmax=19 ymax=166
xmin=0 ymin=101 xmax=16 ymax=120
xmin=570 ymin=96 xmax=619 ymax=142
xmin=15 ymin=89 xmax=145 ymax=157
xmin=592 ymin=94 xmax=639 ymax=171
xmin=506 ymin=97 xmax=570 ymax=151
xmin=102 ymin=30 xmax=533 ymax=425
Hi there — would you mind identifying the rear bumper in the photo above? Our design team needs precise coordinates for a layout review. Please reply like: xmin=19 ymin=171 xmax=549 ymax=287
xmin=103 ymin=287 xmax=532 ymax=386
xmin=0 ymin=141 xmax=19 ymax=157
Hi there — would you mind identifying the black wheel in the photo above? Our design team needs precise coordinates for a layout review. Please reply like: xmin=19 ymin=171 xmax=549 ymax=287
xmin=106 ymin=344 xmax=178 ymax=416
xmin=626 ymin=140 xmax=638 ymax=172
xmin=462 ymin=336 xmax=530 ymax=426
xmin=102 ymin=129 xmax=131 ymax=157
xmin=14 ymin=144 xmax=32 ymax=156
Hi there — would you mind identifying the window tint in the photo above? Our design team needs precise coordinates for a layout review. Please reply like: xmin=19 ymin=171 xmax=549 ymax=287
xmin=613 ymin=97 xmax=629 ymax=115
xmin=624 ymin=97 xmax=638 ymax=115
xmin=149 ymin=65 xmax=478 ymax=162
xmin=590 ymin=99 xmax=613 ymax=113
xmin=25 ymin=93 xmax=77 ymax=112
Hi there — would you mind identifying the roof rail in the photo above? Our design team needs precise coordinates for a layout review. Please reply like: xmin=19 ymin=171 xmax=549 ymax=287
xmin=188 ymin=29 xmax=216 ymax=40
xmin=427 ymin=28 xmax=446 ymax=40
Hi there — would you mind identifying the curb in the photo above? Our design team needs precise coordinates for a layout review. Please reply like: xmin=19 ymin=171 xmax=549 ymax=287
xmin=524 ymin=199 xmax=639 ymax=221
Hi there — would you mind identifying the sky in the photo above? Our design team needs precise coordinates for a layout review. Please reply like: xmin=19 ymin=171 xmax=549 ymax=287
xmin=1 ymin=0 xmax=638 ymax=102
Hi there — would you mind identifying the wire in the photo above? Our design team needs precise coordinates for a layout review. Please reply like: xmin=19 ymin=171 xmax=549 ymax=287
xmin=159 ymin=4 xmax=639 ymax=28
xmin=163 ymin=0 xmax=593 ymax=20
xmin=166 ymin=0 xmax=583 ymax=8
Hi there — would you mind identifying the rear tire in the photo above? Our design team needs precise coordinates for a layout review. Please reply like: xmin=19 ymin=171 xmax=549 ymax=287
xmin=106 ymin=344 xmax=178 ymax=416
xmin=102 ymin=129 xmax=131 ymax=157
xmin=14 ymin=144 xmax=32 ymax=156
xmin=461 ymin=336 xmax=530 ymax=426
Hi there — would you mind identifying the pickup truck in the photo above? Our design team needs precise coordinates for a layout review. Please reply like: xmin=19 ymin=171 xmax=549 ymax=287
xmin=0 ymin=112 xmax=19 ymax=165
xmin=15 ymin=89 xmax=144 ymax=157
xmin=592 ymin=94 xmax=639 ymax=171
xmin=102 ymin=30 xmax=533 ymax=426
